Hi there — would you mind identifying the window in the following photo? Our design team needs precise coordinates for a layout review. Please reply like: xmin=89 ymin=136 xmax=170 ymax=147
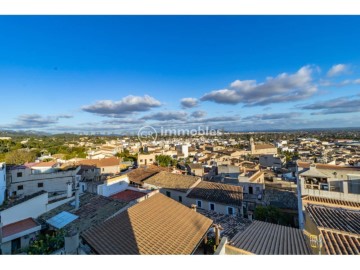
xmin=178 ymin=196 xmax=183 ymax=203
xmin=209 ymin=203 xmax=215 ymax=211
xmin=149 ymin=159 xmax=153 ymax=162
xmin=166 ymin=191 xmax=171 ymax=198
xmin=38 ymin=183 xmax=44 ymax=188
xmin=140 ymin=159 xmax=143 ymax=163
xmin=17 ymin=185 xmax=24 ymax=190
xmin=227 ymin=207 xmax=235 ymax=215
xmin=102 ymin=168 xmax=105 ymax=172
xmin=255 ymin=187 xmax=260 ymax=193
xmin=196 ymin=200 xmax=202 ymax=208
xmin=17 ymin=172 xmax=23 ymax=177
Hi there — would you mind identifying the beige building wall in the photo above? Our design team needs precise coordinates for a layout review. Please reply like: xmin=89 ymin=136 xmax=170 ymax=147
xmin=8 ymin=167 xmax=80 ymax=197
xmin=138 ymin=154 xmax=156 ymax=166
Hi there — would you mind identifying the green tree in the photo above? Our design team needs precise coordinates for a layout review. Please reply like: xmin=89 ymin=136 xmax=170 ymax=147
xmin=155 ymin=155 xmax=176 ymax=167
xmin=27 ymin=231 xmax=65 ymax=255
xmin=5 ymin=150 xmax=37 ymax=165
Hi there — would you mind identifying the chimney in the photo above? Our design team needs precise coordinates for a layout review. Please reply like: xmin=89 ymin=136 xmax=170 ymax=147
xmin=75 ymin=189 xmax=80 ymax=210
xmin=67 ymin=182 xmax=72 ymax=198
xmin=213 ymin=224 xmax=223 ymax=246
xmin=191 ymin=204 xmax=197 ymax=212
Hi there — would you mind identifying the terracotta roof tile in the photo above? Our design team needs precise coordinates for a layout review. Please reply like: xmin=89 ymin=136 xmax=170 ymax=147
xmin=127 ymin=167 xmax=161 ymax=185
xmin=110 ymin=190 xmax=147 ymax=203
xmin=2 ymin=218 xmax=39 ymax=238
xmin=303 ymin=196 xmax=360 ymax=209
xmin=82 ymin=193 xmax=213 ymax=255
xmin=255 ymin=144 xmax=276 ymax=150
xmin=230 ymin=220 xmax=311 ymax=255
xmin=321 ymin=230 xmax=360 ymax=255
xmin=144 ymin=171 xmax=200 ymax=192
xmin=31 ymin=161 xmax=57 ymax=167
xmin=187 ymin=181 xmax=243 ymax=206
xmin=306 ymin=204 xmax=360 ymax=234
xmin=75 ymin=157 xmax=121 ymax=168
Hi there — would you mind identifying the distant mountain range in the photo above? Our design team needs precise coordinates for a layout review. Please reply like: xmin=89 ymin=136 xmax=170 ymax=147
xmin=1 ymin=126 xmax=360 ymax=137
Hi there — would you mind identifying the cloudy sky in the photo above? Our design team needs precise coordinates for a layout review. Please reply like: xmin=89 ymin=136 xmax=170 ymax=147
xmin=0 ymin=16 xmax=360 ymax=134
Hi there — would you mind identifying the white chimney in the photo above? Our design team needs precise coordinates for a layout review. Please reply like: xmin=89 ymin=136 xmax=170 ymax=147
xmin=67 ymin=182 xmax=72 ymax=198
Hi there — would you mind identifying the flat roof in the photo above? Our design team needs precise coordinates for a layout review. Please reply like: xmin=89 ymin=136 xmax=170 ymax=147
xmin=39 ymin=193 xmax=128 ymax=234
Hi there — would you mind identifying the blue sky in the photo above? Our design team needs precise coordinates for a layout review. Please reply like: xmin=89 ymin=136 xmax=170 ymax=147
xmin=0 ymin=16 xmax=360 ymax=133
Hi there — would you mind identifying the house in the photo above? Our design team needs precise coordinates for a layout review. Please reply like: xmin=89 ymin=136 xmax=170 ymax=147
xmin=297 ymin=161 xmax=360 ymax=202
xmin=0 ymin=163 xmax=5 ymax=205
xmin=186 ymin=181 xmax=243 ymax=216
xmin=238 ymin=170 xmax=265 ymax=197
xmin=176 ymin=144 xmax=189 ymax=158
xmin=0 ymin=218 xmax=42 ymax=254
xmin=304 ymin=203 xmax=360 ymax=255
xmin=143 ymin=171 xmax=201 ymax=203
xmin=95 ymin=175 xmax=129 ymax=197
xmin=75 ymin=157 xmax=122 ymax=175
xmin=7 ymin=164 xmax=81 ymax=199
xmin=218 ymin=165 xmax=240 ymax=180
xmin=187 ymin=163 xmax=205 ymax=177
xmin=216 ymin=220 xmax=312 ymax=255
xmin=126 ymin=166 xmax=162 ymax=187
xmin=77 ymin=165 xmax=101 ymax=182
xmin=250 ymin=137 xmax=278 ymax=156
xmin=137 ymin=153 xmax=156 ymax=166
xmin=259 ymin=154 xmax=285 ymax=169
xmin=0 ymin=191 xmax=48 ymax=254
xmin=82 ymin=193 xmax=213 ymax=255
xmin=38 ymin=192 xmax=129 ymax=254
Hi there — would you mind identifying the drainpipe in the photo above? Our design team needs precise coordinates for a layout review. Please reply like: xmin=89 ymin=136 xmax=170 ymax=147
xmin=296 ymin=164 xmax=305 ymax=229
xmin=75 ymin=189 xmax=80 ymax=210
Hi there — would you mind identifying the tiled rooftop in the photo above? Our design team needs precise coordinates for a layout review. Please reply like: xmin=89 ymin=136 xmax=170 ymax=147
xmin=39 ymin=193 xmax=128 ymax=234
xmin=197 ymin=208 xmax=251 ymax=240
xmin=2 ymin=218 xmax=40 ymax=238
xmin=127 ymin=167 xmax=160 ymax=185
xmin=229 ymin=220 xmax=312 ymax=255
xmin=306 ymin=204 xmax=360 ymax=234
xmin=321 ymin=230 xmax=360 ymax=255
xmin=82 ymin=193 xmax=213 ymax=255
xmin=75 ymin=157 xmax=121 ymax=168
xmin=187 ymin=181 xmax=243 ymax=206
xmin=144 ymin=171 xmax=200 ymax=192
xmin=303 ymin=195 xmax=360 ymax=209
xmin=110 ymin=189 xmax=147 ymax=203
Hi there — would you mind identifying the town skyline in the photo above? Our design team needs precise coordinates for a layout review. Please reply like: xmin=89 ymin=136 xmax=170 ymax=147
xmin=1 ymin=16 xmax=360 ymax=133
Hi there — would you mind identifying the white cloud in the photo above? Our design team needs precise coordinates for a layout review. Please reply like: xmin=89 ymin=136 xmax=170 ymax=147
xmin=82 ymin=95 xmax=162 ymax=117
xmin=141 ymin=111 xmax=187 ymax=121
xmin=201 ymin=66 xmax=317 ymax=106
xmin=180 ymin=98 xmax=199 ymax=108
xmin=191 ymin=110 xmax=207 ymax=118
xmin=327 ymin=64 xmax=349 ymax=77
